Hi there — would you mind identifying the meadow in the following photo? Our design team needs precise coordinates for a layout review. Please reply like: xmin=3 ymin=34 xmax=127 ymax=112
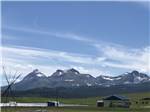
xmin=1 ymin=92 xmax=150 ymax=112
xmin=1 ymin=107 xmax=150 ymax=112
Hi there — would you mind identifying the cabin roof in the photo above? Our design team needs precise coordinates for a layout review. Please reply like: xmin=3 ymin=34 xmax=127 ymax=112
xmin=47 ymin=101 xmax=59 ymax=103
xmin=103 ymin=95 xmax=129 ymax=101
xmin=97 ymin=100 xmax=104 ymax=103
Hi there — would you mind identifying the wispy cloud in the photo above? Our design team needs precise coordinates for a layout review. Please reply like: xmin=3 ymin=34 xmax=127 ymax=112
xmin=2 ymin=26 xmax=150 ymax=77
xmin=1 ymin=45 xmax=107 ymax=78
xmin=3 ymin=26 xmax=95 ymax=44
xmin=3 ymin=25 xmax=118 ymax=49
xmin=2 ymin=45 xmax=106 ymax=65
xmin=1 ymin=44 xmax=149 ymax=79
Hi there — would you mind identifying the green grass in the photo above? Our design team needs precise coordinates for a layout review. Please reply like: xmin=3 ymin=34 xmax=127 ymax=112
xmin=2 ymin=92 xmax=150 ymax=105
xmin=1 ymin=97 xmax=99 ymax=106
xmin=125 ymin=92 xmax=150 ymax=100
xmin=1 ymin=92 xmax=150 ymax=112
xmin=1 ymin=96 xmax=102 ymax=106
xmin=1 ymin=107 xmax=150 ymax=112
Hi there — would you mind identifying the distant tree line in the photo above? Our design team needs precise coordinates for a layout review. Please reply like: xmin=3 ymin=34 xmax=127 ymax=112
xmin=1 ymin=82 xmax=150 ymax=98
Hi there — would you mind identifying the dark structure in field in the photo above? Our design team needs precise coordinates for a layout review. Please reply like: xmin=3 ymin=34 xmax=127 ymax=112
xmin=47 ymin=101 xmax=59 ymax=107
xmin=97 ymin=95 xmax=131 ymax=108
xmin=97 ymin=100 xmax=104 ymax=107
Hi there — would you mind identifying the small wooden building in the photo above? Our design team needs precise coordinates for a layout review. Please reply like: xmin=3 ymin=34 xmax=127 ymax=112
xmin=97 ymin=95 xmax=131 ymax=108
xmin=47 ymin=101 xmax=59 ymax=107
xmin=97 ymin=100 xmax=104 ymax=107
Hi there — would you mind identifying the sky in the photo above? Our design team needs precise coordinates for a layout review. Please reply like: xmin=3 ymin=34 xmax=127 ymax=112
xmin=1 ymin=1 xmax=150 ymax=82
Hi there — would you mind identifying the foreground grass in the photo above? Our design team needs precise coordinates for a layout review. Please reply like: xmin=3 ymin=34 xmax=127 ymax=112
xmin=1 ymin=107 xmax=150 ymax=112
xmin=1 ymin=97 xmax=100 ymax=106
xmin=1 ymin=92 xmax=150 ymax=112
xmin=2 ymin=92 xmax=150 ymax=106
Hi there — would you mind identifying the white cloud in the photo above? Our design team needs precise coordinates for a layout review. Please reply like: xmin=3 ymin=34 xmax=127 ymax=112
xmin=1 ymin=45 xmax=107 ymax=79
xmin=70 ymin=65 xmax=111 ymax=77
xmin=1 ymin=26 xmax=150 ymax=78
xmin=96 ymin=45 xmax=150 ymax=74
xmin=2 ymin=45 xmax=106 ymax=65
xmin=4 ymin=26 xmax=95 ymax=44
xmin=1 ymin=44 xmax=149 ymax=79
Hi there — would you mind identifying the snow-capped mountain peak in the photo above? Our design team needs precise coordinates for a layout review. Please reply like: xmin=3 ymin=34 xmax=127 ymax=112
xmin=23 ymin=69 xmax=46 ymax=80
xmin=66 ymin=68 xmax=80 ymax=74
xmin=13 ymin=69 xmax=150 ymax=90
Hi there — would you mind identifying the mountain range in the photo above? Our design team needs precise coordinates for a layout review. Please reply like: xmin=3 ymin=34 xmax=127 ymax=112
xmin=10 ymin=68 xmax=150 ymax=90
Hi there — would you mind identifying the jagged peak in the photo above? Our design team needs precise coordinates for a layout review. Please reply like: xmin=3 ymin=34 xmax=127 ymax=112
xmin=67 ymin=68 xmax=80 ymax=74
xmin=123 ymin=70 xmax=148 ymax=77
xmin=24 ymin=69 xmax=46 ymax=80
xmin=131 ymin=70 xmax=139 ymax=74
xmin=32 ymin=69 xmax=40 ymax=73
xmin=56 ymin=69 xmax=64 ymax=73
xmin=51 ymin=69 xmax=64 ymax=76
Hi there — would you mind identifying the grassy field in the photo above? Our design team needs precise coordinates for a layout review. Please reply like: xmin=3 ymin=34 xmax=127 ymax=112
xmin=1 ymin=92 xmax=150 ymax=112
xmin=1 ymin=107 xmax=150 ymax=112
xmin=1 ymin=106 xmax=150 ymax=112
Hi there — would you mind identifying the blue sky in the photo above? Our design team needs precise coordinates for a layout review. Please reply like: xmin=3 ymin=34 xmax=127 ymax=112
xmin=1 ymin=1 xmax=150 ymax=81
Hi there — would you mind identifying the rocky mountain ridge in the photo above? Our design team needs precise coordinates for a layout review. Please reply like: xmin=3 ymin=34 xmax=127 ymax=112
xmin=11 ymin=68 xmax=150 ymax=90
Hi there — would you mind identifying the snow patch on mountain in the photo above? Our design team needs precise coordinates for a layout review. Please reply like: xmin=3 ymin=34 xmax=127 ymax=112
xmin=114 ymin=77 xmax=122 ymax=80
xmin=65 ymin=79 xmax=74 ymax=82
xmin=57 ymin=71 xmax=63 ymax=76
xmin=36 ymin=74 xmax=44 ymax=77
xmin=87 ymin=83 xmax=92 ymax=86
xmin=102 ymin=76 xmax=114 ymax=81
